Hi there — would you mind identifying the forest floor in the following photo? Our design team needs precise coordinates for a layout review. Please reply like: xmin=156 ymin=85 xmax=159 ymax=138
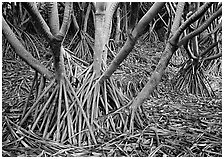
xmin=2 ymin=39 xmax=222 ymax=157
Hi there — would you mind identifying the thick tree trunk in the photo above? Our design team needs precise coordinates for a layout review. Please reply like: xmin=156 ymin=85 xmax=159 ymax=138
xmin=49 ymin=37 xmax=66 ymax=81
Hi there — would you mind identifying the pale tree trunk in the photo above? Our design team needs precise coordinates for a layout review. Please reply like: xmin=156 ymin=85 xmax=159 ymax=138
xmin=48 ymin=2 xmax=60 ymax=36
xmin=93 ymin=2 xmax=119 ymax=71
xmin=93 ymin=2 xmax=107 ymax=76
xmin=102 ymin=2 xmax=119 ymax=64
xmin=115 ymin=6 xmax=121 ymax=43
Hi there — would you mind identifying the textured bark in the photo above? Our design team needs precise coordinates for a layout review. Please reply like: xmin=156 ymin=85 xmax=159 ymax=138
xmin=2 ymin=17 xmax=54 ymax=80
xmin=94 ymin=2 xmax=106 ymax=76
xmin=50 ymin=37 xmax=65 ymax=81
xmin=102 ymin=2 xmax=119 ymax=62
xmin=48 ymin=2 xmax=60 ymax=36
xmin=59 ymin=2 xmax=73 ymax=37
xmin=115 ymin=6 xmax=121 ymax=43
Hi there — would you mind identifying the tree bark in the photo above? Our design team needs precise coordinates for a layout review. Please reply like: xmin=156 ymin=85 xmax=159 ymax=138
xmin=59 ymin=2 xmax=73 ymax=37
xmin=94 ymin=2 xmax=106 ymax=76
xmin=115 ymin=6 xmax=121 ymax=43
xmin=48 ymin=2 xmax=60 ymax=36
xmin=102 ymin=2 xmax=119 ymax=63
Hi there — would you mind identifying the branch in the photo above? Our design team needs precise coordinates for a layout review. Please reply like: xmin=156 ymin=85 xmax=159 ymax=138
xmin=59 ymin=2 xmax=73 ymax=37
xmin=170 ymin=2 xmax=185 ymax=36
xmin=178 ymin=7 xmax=222 ymax=47
xmin=204 ymin=52 xmax=222 ymax=61
xmin=83 ymin=3 xmax=92 ymax=32
xmin=170 ymin=2 xmax=213 ymax=45
xmin=71 ymin=13 xmax=80 ymax=31
xmin=48 ymin=2 xmax=60 ymax=36
xmin=132 ymin=2 xmax=166 ymax=39
xmin=22 ymin=2 xmax=54 ymax=42
xmin=99 ymin=2 xmax=165 ymax=83
xmin=2 ymin=17 xmax=54 ymax=80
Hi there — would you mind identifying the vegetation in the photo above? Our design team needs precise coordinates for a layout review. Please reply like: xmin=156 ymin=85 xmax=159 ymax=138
xmin=2 ymin=2 xmax=222 ymax=157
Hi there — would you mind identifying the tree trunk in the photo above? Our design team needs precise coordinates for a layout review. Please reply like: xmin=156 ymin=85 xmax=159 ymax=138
xmin=99 ymin=2 xmax=166 ymax=83
xmin=93 ymin=2 xmax=106 ymax=76
xmin=102 ymin=2 xmax=119 ymax=63
xmin=2 ymin=17 xmax=54 ymax=80
xmin=129 ymin=2 xmax=217 ymax=131
xmin=129 ymin=2 xmax=185 ymax=131
xmin=22 ymin=2 xmax=54 ymax=41
xmin=50 ymin=37 xmax=66 ymax=81
xmin=83 ymin=3 xmax=91 ymax=33
xmin=115 ymin=6 xmax=121 ymax=43
xmin=48 ymin=2 xmax=60 ymax=36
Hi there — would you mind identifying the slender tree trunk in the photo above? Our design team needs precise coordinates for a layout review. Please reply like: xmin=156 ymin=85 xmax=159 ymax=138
xmin=59 ymin=2 xmax=72 ymax=37
xmin=83 ymin=3 xmax=91 ymax=33
xmin=129 ymin=2 xmax=216 ymax=131
xmin=22 ymin=2 xmax=54 ymax=41
xmin=102 ymin=2 xmax=119 ymax=63
xmin=177 ymin=7 xmax=221 ymax=46
xmin=94 ymin=2 xmax=106 ymax=76
xmin=48 ymin=2 xmax=60 ymax=36
xmin=2 ymin=17 xmax=54 ymax=80
xmin=129 ymin=3 xmax=185 ymax=131
xmin=99 ymin=2 xmax=166 ymax=83
xmin=115 ymin=6 xmax=121 ymax=43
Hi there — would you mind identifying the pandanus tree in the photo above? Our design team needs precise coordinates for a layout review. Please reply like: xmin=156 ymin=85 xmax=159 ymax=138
xmin=97 ymin=2 xmax=221 ymax=131
xmin=3 ymin=2 xmax=98 ymax=145
xmin=2 ymin=2 xmax=222 ymax=146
